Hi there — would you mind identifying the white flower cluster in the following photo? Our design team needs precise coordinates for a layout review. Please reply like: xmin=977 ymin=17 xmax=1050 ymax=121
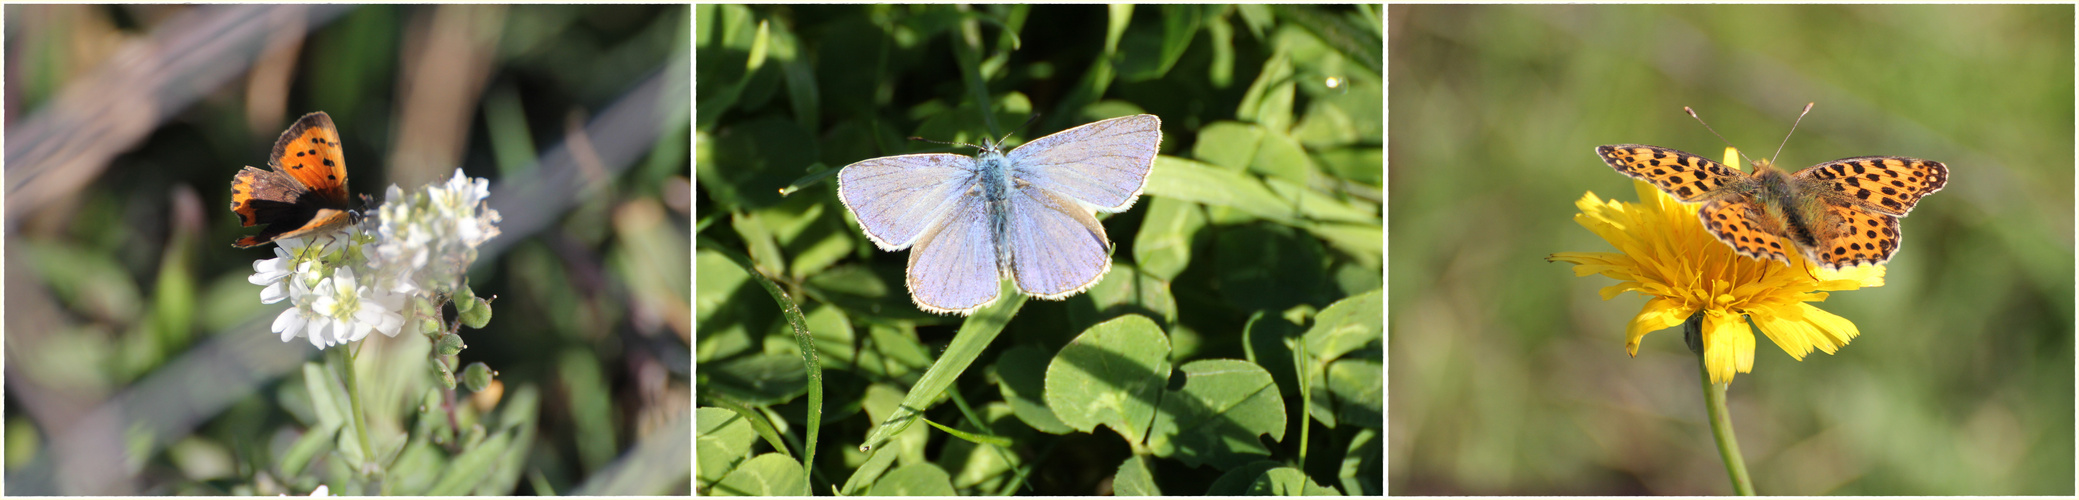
xmin=369 ymin=169 xmax=503 ymax=297
xmin=248 ymin=169 xmax=502 ymax=349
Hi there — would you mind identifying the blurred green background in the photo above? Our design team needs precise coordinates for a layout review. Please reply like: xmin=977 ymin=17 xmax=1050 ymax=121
xmin=1390 ymin=4 xmax=2072 ymax=495
xmin=5 ymin=4 xmax=689 ymax=495
xmin=697 ymin=4 xmax=1381 ymax=495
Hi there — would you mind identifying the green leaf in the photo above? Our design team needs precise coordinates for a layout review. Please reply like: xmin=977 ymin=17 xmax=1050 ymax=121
xmin=708 ymin=453 xmax=808 ymax=496
xmin=1117 ymin=5 xmax=1201 ymax=82
xmin=478 ymin=386 xmax=543 ymax=495
xmin=858 ymin=281 xmax=1025 ymax=453
xmin=759 ymin=191 xmax=856 ymax=281
xmin=277 ymin=418 xmax=339 ymax=478
xmin=1293 ymin=98 xmax=1360 ymax=149
xmin=867 ymin=463 xmax=957 ymax=496
xmin=1314 ymin=147 xmax=1383 ymax=186
xmin=697 ymin=116 xmax=818 ymax=211
xmin=1143 ymin=157 xmax=1298 ymax=225
xmin=1193 ymin=121 xmax=1266 ymax=172
xmin=936 ymin=402 xmax=1026 ymax=493
xmin=1043 ymin=315 xmax=1170 ymax=445
xmin=1205 ymin=9 xmax=1235 ymax=87
xmin=696 ymin=406 xmax=769 ymax=490
xmin=1305 ymin=222 xmax=1384 ymax=270
xmin=1325 ymin=358 xmax=1382 ymax=428
xmin=702 ymin=353 xmax=808 ymax=405
xmin=1146 ymin=359 xmax=1288 ymax=469
xmin=1250 ymin=466 xmax=1342 ymax=495
xmin=300 ymin=363 xmax=347 ymax=431
xmin=1111 ymin=455 xmax=1162 ymax=496
xmin=1132 ymin=196 xmax=1208 ymax=282
xmin=1249 ymin=129 xmax=1315 ymax=185
xmin=426 ymin=429 xmax=515 ymax=495
xmin=1237 ymin=46 xmax=1296 ymax=131
xmin=1214 ymin=224 xmax=1330 ymax=312
xmin=1305 ymin=289 xmax=1382 ymax=362
xmin=1207 ymin=460 xmax=1285 ymax=495
xmin=1080 ymin=262 xmax=1178 ymax=327
xmin=1339 ymin=428 xmax=1381 ymax=496
xmin=706 ymin=402 xmax=785 ymax=460
xmin=995 ymin=345 xmax=1073 ymax=434
xmin=840 ymin=384 xmax=920 ymax=495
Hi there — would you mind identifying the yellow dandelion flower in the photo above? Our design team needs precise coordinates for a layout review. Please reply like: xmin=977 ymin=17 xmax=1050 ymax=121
xmin=1550 ymin=156 xmax=1887 ymax=384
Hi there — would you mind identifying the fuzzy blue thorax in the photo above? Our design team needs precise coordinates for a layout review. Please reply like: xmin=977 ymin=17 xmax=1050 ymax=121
xmin=974 ymin=141 xmax=1017 ymax=277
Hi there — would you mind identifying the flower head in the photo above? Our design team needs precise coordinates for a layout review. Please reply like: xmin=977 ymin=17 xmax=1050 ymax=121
xmin=248 ymin=168 xmax=499 ymax=350
xmin=367 ymin=169 xmax=502 ymax=297
xmin=1550 ymin=151 xmax=1886 ymax=383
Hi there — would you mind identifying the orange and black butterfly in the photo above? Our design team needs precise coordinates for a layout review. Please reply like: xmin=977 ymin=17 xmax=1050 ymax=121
xmin=228 ymin=111 xmax=355 ymax=248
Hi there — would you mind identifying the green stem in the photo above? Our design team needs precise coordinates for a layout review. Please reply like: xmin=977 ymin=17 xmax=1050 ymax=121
xmin=343 ymin=343 xmax=376 ymax=475
xmin=1689 ymin=313 xmax=1754 ymax=495
xmin=1296 ymin=332 xmax=1312 ymax=466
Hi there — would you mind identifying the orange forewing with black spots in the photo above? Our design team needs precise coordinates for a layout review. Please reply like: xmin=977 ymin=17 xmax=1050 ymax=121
xmin=229 ymin=111 xmax=354 ymax=248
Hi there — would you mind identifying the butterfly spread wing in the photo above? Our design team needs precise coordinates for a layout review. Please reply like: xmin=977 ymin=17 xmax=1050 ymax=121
xmin=270 ymin=111 xmax=351 ymax=207
xmin=1006 ymin=184 xmax=1114 ymax=299
xmin=1596 ymin=144 xmax=1745 ymax=202
xmin=837 ymin=154 xmax=980 ymax=251
xmin=996 ymin=114 xmax=1160 ymax=299
xmin=1006 ymin=114 xmax=1161 ymax=212
xmin=1803 ymin=201 xmax=1903 ymax=271
xmin=905 ymin=192 xmax=1003 ymax=315
xmin=1796 ymin=156 xmax=1947 ymax=216
xmin=1796 ymin=156 xmax=1944 ymax=269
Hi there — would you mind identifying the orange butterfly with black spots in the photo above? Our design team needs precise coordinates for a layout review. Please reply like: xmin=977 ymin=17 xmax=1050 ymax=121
xmin=229 ymin=111 xmax=356 ymax=248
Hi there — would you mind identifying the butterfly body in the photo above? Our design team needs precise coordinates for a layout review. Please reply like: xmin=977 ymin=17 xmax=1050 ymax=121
xmin=230 ymin=111 xmax=355 ymax=248
xmin=1596 ymin=144 xmax=1946 ymax=271
xmin=837 ymin=114 xmax=1162 ymax=315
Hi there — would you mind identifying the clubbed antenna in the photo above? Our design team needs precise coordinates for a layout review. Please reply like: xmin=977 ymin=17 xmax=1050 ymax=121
xmin=1769 ymin=102 xmax=1816 ymax=167
xmin=1684 ymin=106 xmax=1756 ymax=166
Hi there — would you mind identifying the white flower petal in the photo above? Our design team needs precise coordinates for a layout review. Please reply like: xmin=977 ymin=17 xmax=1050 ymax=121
xmin=260 ymin=282 xmax=289 ymax=304
xmin=274 ymin=308 xmax=307 ymax=343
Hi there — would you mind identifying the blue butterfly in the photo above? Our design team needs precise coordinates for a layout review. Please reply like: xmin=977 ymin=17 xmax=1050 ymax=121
xmin=837 ymin=114 xmax=1163 ymax=315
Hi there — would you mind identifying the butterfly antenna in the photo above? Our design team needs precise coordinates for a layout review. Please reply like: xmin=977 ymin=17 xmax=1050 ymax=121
xmin=907 ymin=136 xmax=984 ymax=151
xmin=1684 ymin=106 xmax=1756 ymax=166
xmin=1000 ymin=113 xmax=1041 ymax=146
xmin=909 ymin=113 xmax=1042 ymax=152
xmin=1769 ymin=102 xmax=1816 ymax=167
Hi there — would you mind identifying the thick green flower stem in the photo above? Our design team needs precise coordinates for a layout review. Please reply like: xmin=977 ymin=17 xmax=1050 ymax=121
xmin=1687 ymin=314 xmax=1755 ymax=495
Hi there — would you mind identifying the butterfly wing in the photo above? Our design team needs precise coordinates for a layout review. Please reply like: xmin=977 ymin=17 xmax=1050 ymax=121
xmin=270 ymin=111 xmax=351 ymax=207
xmin=1596 ymin=144 xmax=1746 ymax=202
xmin=1697 ymin=198 xmax=1794 ymax=265
xmin=1006 ymin=182 xmax=1114 ymax=299
xmin=230 ymin=112 xmax=354 ymax=248
xmin=230 ymin=166 xmax=306 ymax=228
xmin=837 ymin=153 xmax=981 ymax=250
xmin=229 ymin=164 xmax=352 ymax=247
xmin=1006 ymin=114 xmax=1161 ymax=212
xmin=1807 ymin=203 xmax=1903 ymax=271
xmin=905 ymin=192 xmax=1003 ymax=315
xmin=1795 ymin=156 xmax=1947 ymax=216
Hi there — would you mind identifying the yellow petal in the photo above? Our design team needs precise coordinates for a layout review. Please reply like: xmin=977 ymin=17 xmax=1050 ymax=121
xmin=1700 ymin=309 xmax=1754 ymax=384
xmin=1626 ymin=298 xmax=1691 ymax=356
